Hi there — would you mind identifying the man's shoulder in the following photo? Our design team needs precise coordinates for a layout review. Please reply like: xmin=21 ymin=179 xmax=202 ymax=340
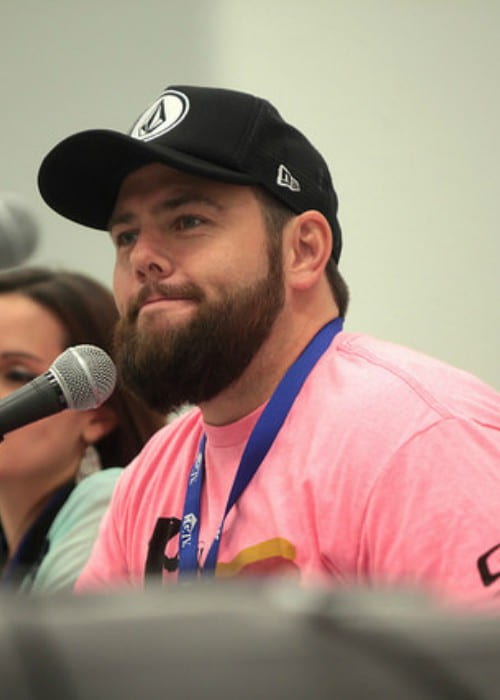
xmin=333 ymin=331 xmax=456 ymax=376
xmin=113 ymin=405 xmax=204 ymax=491
xmin=321 ymin=330 xmax=500 ymax=422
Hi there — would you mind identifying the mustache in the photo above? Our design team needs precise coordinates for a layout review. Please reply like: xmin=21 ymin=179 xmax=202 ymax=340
xmin=126 ymin=282 xmax=205 ymax=321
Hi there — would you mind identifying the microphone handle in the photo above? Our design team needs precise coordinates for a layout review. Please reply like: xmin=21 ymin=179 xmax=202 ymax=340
xmin=0 ymin=373 xmax=67 ymax=440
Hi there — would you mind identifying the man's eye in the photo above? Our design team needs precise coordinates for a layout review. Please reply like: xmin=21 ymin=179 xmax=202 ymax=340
xmin=175 ymin=215 xmax=204 ymax=230
xmin=113 ymin=231 xmax=137 ymax=247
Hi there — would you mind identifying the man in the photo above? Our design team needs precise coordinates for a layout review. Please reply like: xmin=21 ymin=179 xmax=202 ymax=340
xmin=38 ymin=85 xmax=500 ymax=604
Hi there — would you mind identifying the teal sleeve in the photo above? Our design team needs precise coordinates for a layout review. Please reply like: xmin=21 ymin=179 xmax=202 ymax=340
xmin=28 ymin=468 xmax=123 ymax=594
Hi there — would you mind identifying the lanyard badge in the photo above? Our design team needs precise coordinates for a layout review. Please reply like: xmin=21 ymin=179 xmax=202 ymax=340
xmin=178 ymin=317 xmax=344 ymax=579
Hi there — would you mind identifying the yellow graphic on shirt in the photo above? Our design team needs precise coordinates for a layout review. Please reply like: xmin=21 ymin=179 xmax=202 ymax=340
xmin=216 ymin=537 xmax=299 ymax=578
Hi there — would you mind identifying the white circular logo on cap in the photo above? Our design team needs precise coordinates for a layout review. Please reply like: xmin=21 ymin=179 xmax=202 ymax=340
xmin=129 ymin=89 xmax=190 ymax=142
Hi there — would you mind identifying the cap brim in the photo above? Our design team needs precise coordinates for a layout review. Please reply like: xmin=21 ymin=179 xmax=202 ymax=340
xmin=38 ymin=130 xmax=255 ymax=230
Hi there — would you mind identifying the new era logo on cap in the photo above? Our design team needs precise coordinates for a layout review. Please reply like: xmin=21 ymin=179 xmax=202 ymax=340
xmin=276 ymin=164 xmax=301 ymax=192
xmin=130 ymin=89 xmax=190 ymax=142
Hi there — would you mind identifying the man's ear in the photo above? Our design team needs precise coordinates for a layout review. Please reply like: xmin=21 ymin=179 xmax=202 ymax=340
xmin=81 ymin=404 xmax=118 ymax=445
xmin=284 ymin=210 xmax=333 ymax=291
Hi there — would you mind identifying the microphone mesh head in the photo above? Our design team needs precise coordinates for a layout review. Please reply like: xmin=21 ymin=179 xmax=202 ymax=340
xmin=50 ymin=344 xmax=117 ymax=410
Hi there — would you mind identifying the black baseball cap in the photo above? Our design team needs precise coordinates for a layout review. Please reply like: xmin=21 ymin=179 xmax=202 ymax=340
xmin=38 ymin=85 xmax=343 ymax=262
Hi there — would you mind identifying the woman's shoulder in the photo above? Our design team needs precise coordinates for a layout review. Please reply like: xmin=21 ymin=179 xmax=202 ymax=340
xmin=49 ymin=468 xmax=123 ymax=539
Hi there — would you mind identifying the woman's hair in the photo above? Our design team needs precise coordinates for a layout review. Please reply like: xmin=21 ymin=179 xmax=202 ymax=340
xmin=0 ymin=266 xmax=165 ymax=467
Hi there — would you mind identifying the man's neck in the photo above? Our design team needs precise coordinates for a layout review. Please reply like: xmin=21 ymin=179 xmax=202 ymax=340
xmin=200 ymin=310 xmax=339 ymax=426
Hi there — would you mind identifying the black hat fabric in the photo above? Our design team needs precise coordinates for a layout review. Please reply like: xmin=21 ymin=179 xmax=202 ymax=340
xmin=38 ymin=85 xmax=342 ymax=262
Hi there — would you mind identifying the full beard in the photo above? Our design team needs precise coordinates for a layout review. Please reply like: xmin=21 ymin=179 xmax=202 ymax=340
xmin=113 ymin=254 xmax=285 ymax=415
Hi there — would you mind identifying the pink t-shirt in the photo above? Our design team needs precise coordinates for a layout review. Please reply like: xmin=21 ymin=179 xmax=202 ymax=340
xmin=76 ymin=332 xmax=500 ymax=604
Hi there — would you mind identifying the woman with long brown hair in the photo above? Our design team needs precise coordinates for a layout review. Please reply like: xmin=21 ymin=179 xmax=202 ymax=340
xmin=0 ymin=267 xmax=164 ymax=592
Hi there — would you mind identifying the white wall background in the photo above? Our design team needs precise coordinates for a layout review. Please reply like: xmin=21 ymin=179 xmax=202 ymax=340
xmin=1 ymin=0 xmax=499 ymax=388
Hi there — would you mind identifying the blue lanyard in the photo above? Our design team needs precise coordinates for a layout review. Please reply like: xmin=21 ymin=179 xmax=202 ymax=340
xmin=178 ymin=317 xmax=344 ymax=579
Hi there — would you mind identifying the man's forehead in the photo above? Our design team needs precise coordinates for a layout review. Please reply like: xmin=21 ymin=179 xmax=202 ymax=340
xmin=118 ymin=162 xmax=212 ymax=194
xmin=109 ymin=162 xmax=257 ymax=226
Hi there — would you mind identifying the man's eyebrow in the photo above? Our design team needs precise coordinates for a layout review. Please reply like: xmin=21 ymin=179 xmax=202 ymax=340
xmin=155 ymin=193 xmax=224 ymax=213
xmin=108 ymin=211 xmax=134 ymax=230
xmin=108 ymin=193 xmax=223 ymax=230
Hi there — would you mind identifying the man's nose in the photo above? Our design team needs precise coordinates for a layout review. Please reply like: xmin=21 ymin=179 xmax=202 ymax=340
xmin=130 ymin=228 xmax=174 ymax=281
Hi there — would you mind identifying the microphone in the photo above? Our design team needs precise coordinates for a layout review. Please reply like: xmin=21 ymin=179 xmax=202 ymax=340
xmin=0 ymin=345 xmax=117 ymax=439
xmin=0 ymin=193 xmax=39 ymax=269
